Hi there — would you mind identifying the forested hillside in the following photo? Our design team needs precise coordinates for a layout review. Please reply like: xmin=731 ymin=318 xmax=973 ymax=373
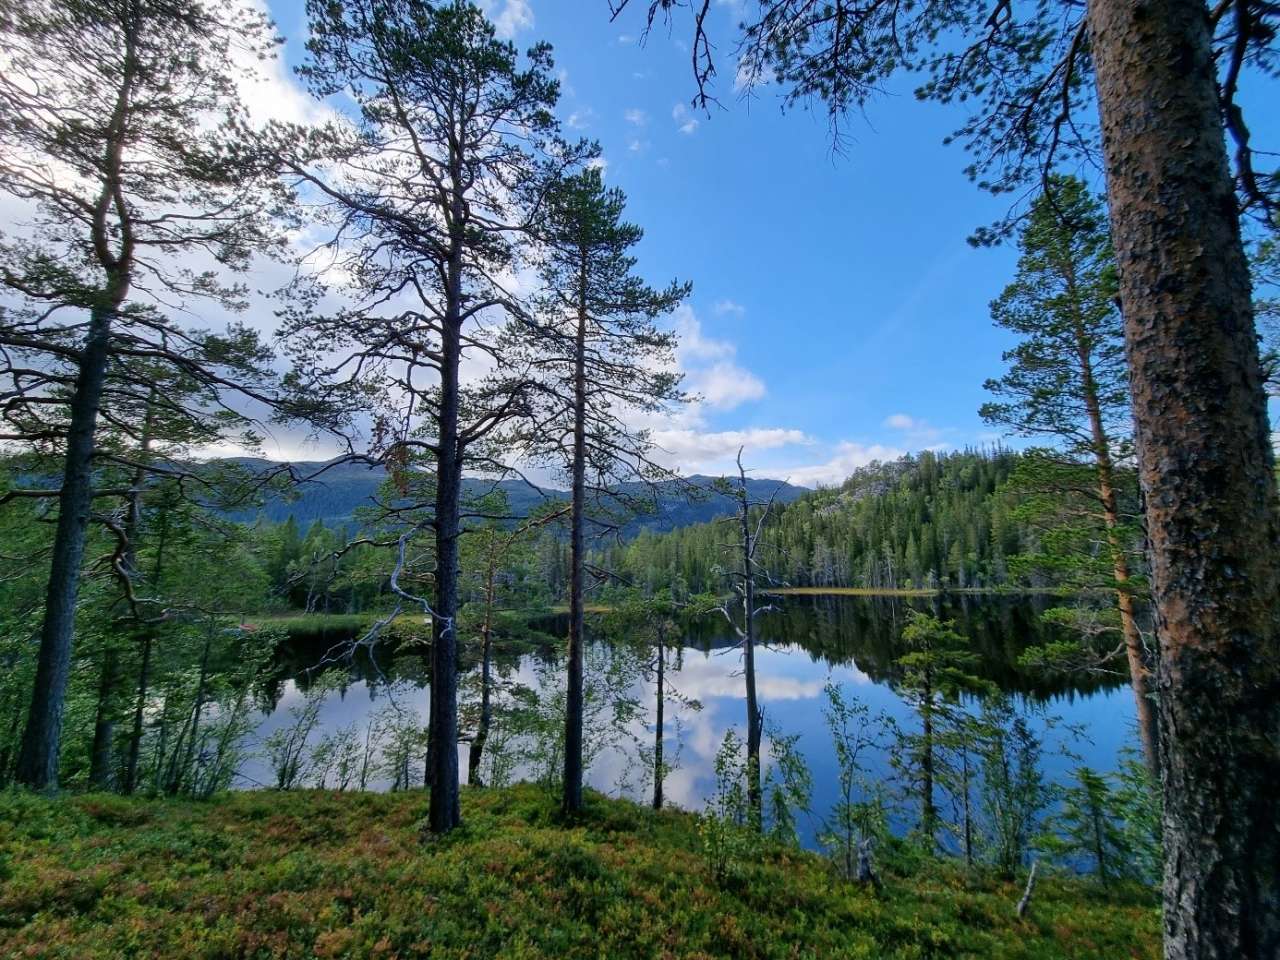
xmin=603 ymin=449 xmax=1067 ymax=594
xmin=227 ymin=458 xmax=805 ymax=536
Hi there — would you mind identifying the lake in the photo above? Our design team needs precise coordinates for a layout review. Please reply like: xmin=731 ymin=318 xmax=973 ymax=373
xmin=238 ymin=592 xmax=1140 ymax=849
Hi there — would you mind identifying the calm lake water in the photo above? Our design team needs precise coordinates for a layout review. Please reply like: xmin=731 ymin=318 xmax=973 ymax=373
xmin=238 ymin=593 xmax=1139 ymax=848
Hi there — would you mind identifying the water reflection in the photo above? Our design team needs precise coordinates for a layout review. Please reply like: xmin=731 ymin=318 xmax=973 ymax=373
xmin=239 ymin=594 xmax=1139 ymax=848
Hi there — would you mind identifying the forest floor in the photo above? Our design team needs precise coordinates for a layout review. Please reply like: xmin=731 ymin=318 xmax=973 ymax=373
xmin=0 ymin=785 xmax=1159 ymax=959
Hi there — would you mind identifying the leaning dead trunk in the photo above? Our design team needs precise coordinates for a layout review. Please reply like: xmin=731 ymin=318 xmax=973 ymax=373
xmin=1087 ymin=0 xmax=1280 ymax=955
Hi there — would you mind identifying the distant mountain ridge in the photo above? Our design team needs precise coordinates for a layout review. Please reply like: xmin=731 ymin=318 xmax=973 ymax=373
xmin=223 ymin=457 xmax=806 ymax=537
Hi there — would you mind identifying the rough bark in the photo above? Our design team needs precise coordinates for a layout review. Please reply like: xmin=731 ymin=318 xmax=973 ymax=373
xmin=1071 ymin=303 xmax=1160 ymax=775
xmin=15 ymin=303 xmax=117 ymax=789
xmin=1086 ymin=1 xmax=1280 ymax=955
xmin=14 ymin=15 xmax=138 ymax=790
xmin=428 ymin=292 xmax=462 ymax=832
xmin=562 ymin=260 xmax=589 ymax=815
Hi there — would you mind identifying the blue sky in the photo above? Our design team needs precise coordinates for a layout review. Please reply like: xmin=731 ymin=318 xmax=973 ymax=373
xmin=258 ymin=0 xmax=1279 ymax=486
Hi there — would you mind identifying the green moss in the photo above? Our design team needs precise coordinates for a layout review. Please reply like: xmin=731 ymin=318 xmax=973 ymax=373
xmin=0 ymin=786 xmax=1158 ymax=959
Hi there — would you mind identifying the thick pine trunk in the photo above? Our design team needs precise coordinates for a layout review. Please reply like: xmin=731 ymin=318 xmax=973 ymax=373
xmin=563 ymin=280 xmax=588 ymax=814
xmin=428 ymin=306 xmax=463 ymax=832
xmin=1086 ymin=1 xmax=1280 ymax=955
xmin=15 ymin=303 xmax=116 ymax=790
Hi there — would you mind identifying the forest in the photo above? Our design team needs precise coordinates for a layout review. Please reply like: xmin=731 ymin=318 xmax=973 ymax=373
xmin=0 ymin=1 xmax=1277 ymax=958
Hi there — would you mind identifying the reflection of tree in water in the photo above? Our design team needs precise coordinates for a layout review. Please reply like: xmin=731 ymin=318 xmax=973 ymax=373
xmin=265 ymin=595 xmax=1129 ymax=710
xmin=677 ymin=594 xmax=1128 ymax=701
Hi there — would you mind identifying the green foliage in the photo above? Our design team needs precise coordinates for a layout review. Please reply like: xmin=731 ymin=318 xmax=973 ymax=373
xmin=977 ymin=697 xmax=1056 ymax=878
xmin=1109 ymin=751 xmax=1163 ymax=886
xmin=263 ymin=672 xmax=345 ymax=790
xmin=504 ymin=646 xmax=644 ymax=793
xmin=697 ymin=730 xmax=759 ymax=880
xmin=980 ymin=178 xmax=1126 ymax=456
xmin=0 ymin=785 xmax=1160 ymax=958
xmin=762 ymin=724 xmax=811 ymax=846
xmin=1041 ymin=766 xmax=1134 ymax=886
xmin=819 ymin=681 xmax=891 ymax=879
xmin=892 ymin=612 xmax=994 ymax=847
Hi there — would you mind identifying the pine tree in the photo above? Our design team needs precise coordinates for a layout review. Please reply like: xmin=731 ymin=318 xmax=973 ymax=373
xmin=0 ymin=0 xmax=294 ymax=790
xmin=981 ymin=177 xmax=1157 ymax=775
xmin=279 ymin=0 xmax=590 ymax=833
xmin=522 ymin=167 xmax=687 ymax=814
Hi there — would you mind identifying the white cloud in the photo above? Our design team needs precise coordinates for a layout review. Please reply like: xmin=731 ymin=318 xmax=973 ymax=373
xmin=782 ymin=441 xmax=906 ymax=488
xmin=689 ymin=362 xmax=766 ymax=409
xmin=567 ymin=108 xmax=594 ymax=130
xmin=624 ymin=108 xmax=649 ymax=126
xmin=482 ymin=0 xmax=534 ymax=39
xmin=670 ymin=305 xmax=765 ymax=410
xmin=673 ymin=305 xmax=734 ymax=362
xmin=672 ymin=102 xmax=700 ymax=135
xmin=883 ymin=413 xmax=919 ymax=431
xmin=586 ymin=156 xmax=608 ymax=174
xmin=627 ymin=138 xmax=651 ymax=154
xmin=648 ymin=428 xmax=810 ymax=475
xmin=713 ymin=299 xmax=745 ymax=317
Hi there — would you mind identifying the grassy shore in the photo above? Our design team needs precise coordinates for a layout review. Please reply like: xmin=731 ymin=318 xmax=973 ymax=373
xmin=0 ymin=785 xmax=1158 ymax=959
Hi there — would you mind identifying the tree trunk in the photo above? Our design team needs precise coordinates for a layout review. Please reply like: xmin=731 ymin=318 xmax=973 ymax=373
xmin=165 ymin=628 xmax=212 ymax=796
xmin=426 ymin=220 xmax=464 ymax=833
xmin=738 ymin=466 xmax=763 ymax=829
xmin=124 ymin=481 xmax=166 ymax=796
xmin=921 ymin=681 xmax=936 ymax=846
xmin=88 ymin=646 xmax=119 ymax=790
xmin=468 ymin=555 xmax=496 ymax=788
xmin=653 ymin=627 xmax=664 ymax=810
xmin=123 ymin=630 xmax=153 ymax=795
xmin=563 ymin=262 xmax=588 ymax=815
xmin=1086 ymin=1 xmax=1280 ymax=955
xmin=15 ymin=303 xmax=116 ymax=790
xmin=1072 ymin=307 xmax=1160 ymax=776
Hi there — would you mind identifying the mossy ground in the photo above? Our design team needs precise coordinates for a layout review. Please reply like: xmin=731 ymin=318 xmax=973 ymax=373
xmin=0 ymin=785 xmax=1158 ymax=959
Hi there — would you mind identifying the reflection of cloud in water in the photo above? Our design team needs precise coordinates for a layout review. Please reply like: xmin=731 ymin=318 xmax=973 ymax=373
xmin=243 ymin=636 xmax=1138 ymax=846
